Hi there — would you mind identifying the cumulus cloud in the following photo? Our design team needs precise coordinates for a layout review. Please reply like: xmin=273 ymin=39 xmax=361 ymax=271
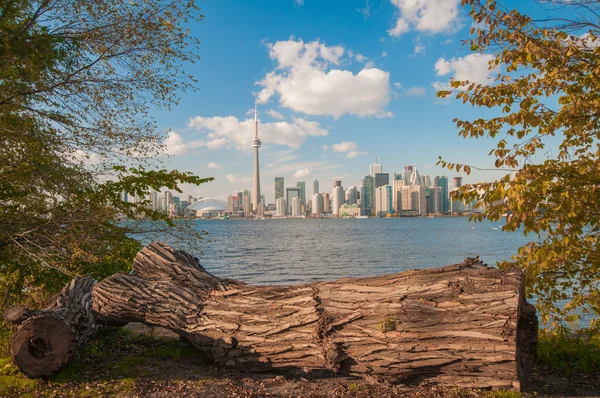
xmin=207 ymin=162 xmax=221 ymax=169
xmin=346 ymin=150 xmax=368 ymax=158
xmin=266 ymin=109 xmax=285 ymax=120
xmin=293 ymin=168 xmax=311 ymax=179
xmin=393 ymin=82 xmax=402 ymax=88
xmin=226 ymin=175 xmax=252 ymax=184
xmin=256 ymin=38 xmax=392 ymax=118
xmin=405 ymin=86 xmax=426 ymax=96
xmin=388 ymin=0 xmax=461 ymax=36
xmin=432 ymin=53 xmax=495 ymax=90
xmin=163 ymin=131 xmax=205 ymax=155
xmin=187 ymin=115 xmax=328 ymax=150
xmin=331 ymin=141 xmax=368 ymax=158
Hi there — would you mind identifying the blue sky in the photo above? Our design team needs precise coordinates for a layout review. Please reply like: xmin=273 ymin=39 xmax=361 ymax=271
xmin=156 ymin=0 xmax=548 ymax=202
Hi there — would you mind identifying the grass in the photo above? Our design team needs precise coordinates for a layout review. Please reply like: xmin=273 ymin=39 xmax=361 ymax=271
xmin=534 ymin=328 xmax=600 ymax=374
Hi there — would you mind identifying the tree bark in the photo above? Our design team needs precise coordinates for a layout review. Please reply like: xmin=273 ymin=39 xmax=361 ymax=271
xmin=92 ymin=242 xmax=537 ymax=391
xmin=4 ymin=277 xmax=100 ymax=378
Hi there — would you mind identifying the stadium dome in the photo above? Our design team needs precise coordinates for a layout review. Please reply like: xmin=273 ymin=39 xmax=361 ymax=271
xmin=187 ymin=198 xmax=228 ymax=212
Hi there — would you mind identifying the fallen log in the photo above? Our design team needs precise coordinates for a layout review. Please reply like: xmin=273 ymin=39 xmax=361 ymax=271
xmin=89 ymin=242 xmax=537 ymax=391
xmin=4 ymin=277 xmax=100 ymax=378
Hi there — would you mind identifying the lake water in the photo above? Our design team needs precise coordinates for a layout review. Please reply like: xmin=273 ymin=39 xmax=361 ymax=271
xmin=190 ymin=217 xmax=527 ymax=285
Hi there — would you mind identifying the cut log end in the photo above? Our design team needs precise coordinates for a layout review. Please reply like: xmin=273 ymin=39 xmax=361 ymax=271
xmin=11 ymin=316 xmax=72 ymax=378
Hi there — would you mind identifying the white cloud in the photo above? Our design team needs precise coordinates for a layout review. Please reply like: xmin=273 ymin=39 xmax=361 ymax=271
xmin=433 ymin=54 xmax=495 ymax=89
xmin=405 ymin=86 xmax=426 ymax=96
xmin=187 ymin=115 xmax=328 ymax=150
xmin=163 ymin=131 xmax=205 ymax=155
xmin=381 ymin=51 xmax=388 ymax=57
xmin=207 ymin=162 xmax=221 ymax=169
xmin=226 ymin=174 xmax=252 ymax=184
xmin=293 ymin=168 xmax=311 ymax=179
xmin=412 ymin=37 xmax=426 ymax=56
xmin=355 ymin=54 xmax=368 ymax=62
xmin=358 ymin=0 xmax=373 ymax=18
xmin=266 ymin=109 xmax=285 ymax=120
xmin=256 ymin=38 xmax=392 ymax=118
xmin=364 ymin=60 xmax=376 ymax=69
xmin=388 ymin=0 xmax=461 ymax=36
xmin=346 ymin=150 xmax=368 ymax=158
xmin=393 ymin=82 xmax=402 ymax=88
xmin=331 ymin=141 xmax=358 ymax=153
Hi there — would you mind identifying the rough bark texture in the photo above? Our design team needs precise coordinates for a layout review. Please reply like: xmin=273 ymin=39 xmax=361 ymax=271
xmin=4 ymin=277 xmax=99 ymax=378
xmin=92 ymin=242 xmax=537 ymax=391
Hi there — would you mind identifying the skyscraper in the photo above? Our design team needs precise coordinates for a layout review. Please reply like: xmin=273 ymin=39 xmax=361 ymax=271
xmin=453 ymin=176 xmax=463 ymax=189
xmin=252 ymin=103 xmax=261 ymax=213
xmin=274 ymin=177 xmax=284 ymax=203
xmin=323 ymin=193 xmax=330 ymax=213
xmin=332 ymin=185 xmax=344 ymax=216
xmin=434 ymin=176 xmax=449 ymax=213
xmin=313 ymin=179 xmax=319 ymax=196
xmin=401 ymin=165 xmax=413 ymax=184
xmin=375 ymin=185 xmax=393 ymax=217
xmin=346 ymin=186 xmax=358 ymax=205
xmin=312 ymin=193 xmax=324 ymax=215
xmin=361 ymin=175 xmax=374 ymax=214
xmin=333 ymin=179 xmax=342 ymax=188
xmin=276 ymin=198 xmax=287 ymax=217
xmin=370 ymin=155 xmax=382 ymax=175
xmin=285 ymin=187 xmax=300 ymax=215
xmin=296 ymin=180 xmax=306 ymax=204
xmin=291 ymin=197 xmax=301 ymax=217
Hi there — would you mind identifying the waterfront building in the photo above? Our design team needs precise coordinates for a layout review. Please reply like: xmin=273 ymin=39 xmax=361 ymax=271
xmin=150 ymin=191 xmax=158 ymax=211
xmin=313 ymin=179 xmax=319 ymax=196
xmin=392 ymin=179 xmax=404 ymax=212
xmin=400 ymin=185 xmax=427 ymax=215
xmin=361 ymin=175 xmax=374 ymax=215
xmin=312 ymin=193 xmax=324 ymax=215
xmin=375 ymin=185 xmax=393 ymax=217
xmin=276 ymin=198 xmax=287 ymax=217
xmin=323 ymin=193 xmax=331 ymax=213
xmin=187 ymin=198 xmax=228 ymax=218
xmin=346 ymin=186 xmax=358 ymax=205
xmin=286 ymin=187 xmax=301 ymax=215
xmin=291 ymin=197 xmax=301 ymax=217
xmin=410 ymin=165 xmax=420 ymax=186
xmin=434 ymin=176 xmax=449 ymax=213
xmin=168 ymin=203 xmax=177 ymax=218
xmin=370 ymin=155 xmax=382 ymax=175
xmin=297 ymin=180 xmax=306 ymax=204
xmin=453 ymin=176 xmax=463 ymax=189
xmin=173 ymin=196 xmax=181 ymax=213
xmin=420 ymin=174 xmax=431 ymax=187
xmin=332 ymin=185 xmax=344 ymax=216
xmin=374 ymin=173 xmax=389 ymax=189
xmin=243 ymin=194 xmax=251 ymax=217
xmin=187 ymin=195 xmax=193 ymax=204
xmin=333 ymin=179 xmax=342 ymax=188
xmin=164 ymin=191 xmax=173 ymax=213
xmin=252 ymin=104 xmax=262 ymax=213
xmin=401 ymin=165 xmax=413 ymax=184
xmin=339 ymin=203 xmax=361 ymax=217
xmin=227 ymin=195 xmax=235 ymax=213
xmin=426 ymin=186 xmax=443 ymax=214
xmin=274 ymin=177 xmax=284 ymax=203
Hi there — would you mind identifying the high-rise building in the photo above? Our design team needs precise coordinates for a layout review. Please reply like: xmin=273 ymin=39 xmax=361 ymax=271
xmin=400 ymin=185 xmax=427 ymax=215
xmin=274 ymin=177 xmax=284 ymax=203
xmin=426 ymin=186 xmax=443 ymax=214
xmin=252 ymin=104 xmax=262 ymax=213
xmin=311 ymin=193 xmax=324 ymax=215
xmin=453 ymin=176 xmax=463 ymax=189
xmin=370 ymin=155 xmax=382 ymax=175
xmin=187 ymin=195 xmax=193 ymax=204
xmin=164 ymin=191 xmax=173 ymax=213
xmin=276 ymin=198 xmax=287 ymax=217
xmin=291 ymin=197 xmax=301 ymax=217
xmin=150 ymin=191 xmax=159 ymax=211
xmin=313 ymin=179 xmax=319 ymax=196
xmin=361 ymin=175 xmax=374 ymax=214
xmin=375 ymin=185 xmax=393 ymax=217
xmin=285 ymin=187 xmax=300 ymax=215
xmin=296 ymin=180 xmax=306 ymax=204
xmin=434 ymin=176 xmax=449 ymax=212
xmin=332 ymin=185 xmax=344 ymax=216
xmin=392 ymin=179 xmax=404 ymax=212
xmin=346 ymin=186 xmax=358 ymax=205
xmin=323 ymin=193 xmax=331 ymax=213
xmin=401 ymin=165 xmax=413 ymax=184
xmin=410 ymin=165 xmax=420 ymax=186
xmin=333 ymin=179 xmax=342 ymax=188
xmin=227 ymin=195 xmax=235 ymax=213
xmin=374 ymin=173 xmax=389 ymax=188
xmin=243 ymin=194 xmax=252 ymax=217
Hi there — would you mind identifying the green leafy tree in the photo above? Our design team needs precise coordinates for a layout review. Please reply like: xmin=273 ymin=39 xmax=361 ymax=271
xmin=438 ymin=0 xmax=600 ymax=334
xmin=0 ymin=0 xmax=212 ymax=307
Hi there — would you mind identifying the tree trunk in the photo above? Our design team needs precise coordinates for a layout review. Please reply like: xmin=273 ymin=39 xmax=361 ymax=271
xmin=4 ymin=277 xmax=100 ymax=378
xmin=92 ymin=242 xmax=537 ymax=391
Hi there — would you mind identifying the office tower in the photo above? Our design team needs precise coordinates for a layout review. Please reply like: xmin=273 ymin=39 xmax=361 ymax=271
xmin=252 ymin=104 xmax=262 ymax=213
xmin=370 ymin=154 xmax=382 ymax=175
xmin=285 ymin=187 xmax=301 ymax=215
xmin=375 ymin=185 xmax=393 ymax=217
xmin=374 ymin=173 xmax=389 ymax=188
xmin=227 ymin=195 xmax=235 ymax=213
xmin=426 ymin=186 xmax=443 ymax=214
xmin=187 ymin=195 xmax=193 ymax=204
xmin=150 ymin=191 xmax=158 ymax=211
xmin=311 ymin=193 xmax=324 ymax=215
xmin=173 ymin=196 xmax=181 ymax=213
xmin=276 ymin=198 xmax=287 ymax=217
xmin=296 ymin=180 xmax=306 ymax=204
xmin=392 ymin=179 xmax=404 ymax=212
xmin=313 ymin=179 xmax=319 ymax=196
xmin=361 ymin=175 xmax=374 ymax=214
xmin=420 ymin=174 xmax=431 ymax=187
xmin=346 ymin=186 xmax=358 ymax=205
xmin=274 ymin=177 xmax=284 ymax=203
xmin=453 ymin=176 xmax=463 ymax=189
xmin=243 ymin=194 xmax=252 ymax=217
xmin=323 ymin=193 xmax=331 ymax=213
xmin=401 ymin=165 xmax=413 ymax=184
xmin=164 ymin=191 xmax=173 ymax=212
xmin=291 ymin=197 xmax=301 ymax=217
xmin=409 ymin=165 xmax=420 ymax=186
xmin=434 ymin=176 xmax=449 ymax=213
xmin=400 ymin=185 xmax=427 ymax=215
xmin=333 ymin=179 xmax=342 ymax=188
xmin=332 ymin=185 xmax=344 ymax=216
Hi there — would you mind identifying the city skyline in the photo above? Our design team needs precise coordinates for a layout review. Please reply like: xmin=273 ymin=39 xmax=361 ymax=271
xmin=140 ymin=0 xmax=540 ymax=201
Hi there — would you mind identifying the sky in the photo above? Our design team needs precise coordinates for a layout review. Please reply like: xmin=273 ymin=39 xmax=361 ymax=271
xmin=156 ymin=0 xmax=549 ymax=202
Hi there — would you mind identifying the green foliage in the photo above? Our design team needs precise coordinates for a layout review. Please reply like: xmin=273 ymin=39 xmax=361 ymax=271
xmin=535 ymin=328 xmax=600 ymax=374
xmin=437 ymin=0 xmax=600 ymax=335
xmin=0 ymin=0 xmax=211 ymax=308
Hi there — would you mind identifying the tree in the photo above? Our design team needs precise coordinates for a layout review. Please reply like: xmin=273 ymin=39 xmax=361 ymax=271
xmin=437 ymin=0 xmax=600 ymax=334
xmin=0 ymin=0 xmax=211 ymax=307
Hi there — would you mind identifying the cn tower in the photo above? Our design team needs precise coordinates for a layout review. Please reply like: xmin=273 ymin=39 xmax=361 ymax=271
xmin=252 ymin=103 xmax=261 ymax=213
